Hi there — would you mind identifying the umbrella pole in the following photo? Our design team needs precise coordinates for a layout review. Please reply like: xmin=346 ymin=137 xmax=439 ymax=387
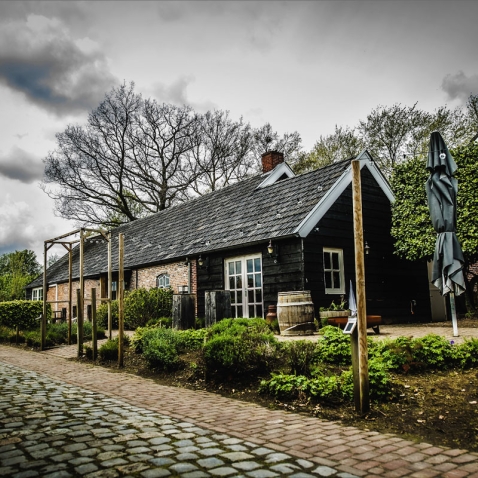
xmin=449 ymin=292 xmax=459 ymax=337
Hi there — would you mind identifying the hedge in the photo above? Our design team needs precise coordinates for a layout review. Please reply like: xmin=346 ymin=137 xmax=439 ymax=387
xmin=0 ymin=300 xmax=51 ymax=330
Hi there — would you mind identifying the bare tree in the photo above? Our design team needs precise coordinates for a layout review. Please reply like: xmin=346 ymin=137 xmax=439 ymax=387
xmin=188 ymin=110 xmax=252 ymax=195
xmin=134 ymin=100 xmax=200 ymax=209
xmin=251 ymin=123 xmax=303 ymax=171
xmin=42 ymin=82 xmax=145 ymax=227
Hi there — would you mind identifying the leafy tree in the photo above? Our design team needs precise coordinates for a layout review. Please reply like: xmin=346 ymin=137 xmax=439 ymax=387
xmin=390 ymin=142 xmax=478 ymax=307
xmin=0 ymin=250 xmax=42 ymax=302
xmin=293 ymin=126 xmax=363 ymax=174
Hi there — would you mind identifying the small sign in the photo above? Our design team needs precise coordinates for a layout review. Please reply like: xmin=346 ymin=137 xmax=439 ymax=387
xmin=343 ymin=317 xmax=357 ymax=334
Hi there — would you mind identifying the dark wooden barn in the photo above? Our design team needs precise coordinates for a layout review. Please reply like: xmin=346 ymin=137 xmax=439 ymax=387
xmin=27 ymin=150 xmax=431 ymax=324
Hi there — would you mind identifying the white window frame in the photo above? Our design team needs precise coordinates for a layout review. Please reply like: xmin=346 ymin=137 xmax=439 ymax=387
xmin=156 ymin=273 xmax=170 ymax=289
xmin=323 ymin=247 xmax=345 ymax=295
xmin=32 ymin=287 xmax=43 ymax=301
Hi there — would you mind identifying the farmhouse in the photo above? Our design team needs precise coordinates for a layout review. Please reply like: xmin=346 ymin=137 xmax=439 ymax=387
xmin=26 ymin=151 xmax=431 ymax=324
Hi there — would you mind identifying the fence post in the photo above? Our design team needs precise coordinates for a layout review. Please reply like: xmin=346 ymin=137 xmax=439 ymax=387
xmin=92 ymin=288 xmax=97 ymax=360
xmin=118 ymin=233 xmax=124 ymax=368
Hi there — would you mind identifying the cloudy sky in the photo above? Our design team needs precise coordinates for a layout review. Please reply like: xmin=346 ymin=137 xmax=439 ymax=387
xmin=0 ymin=0 xmax=477 ymax=260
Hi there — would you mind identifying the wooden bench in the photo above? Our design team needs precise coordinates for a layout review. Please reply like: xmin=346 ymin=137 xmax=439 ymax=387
xmin=327 ymin=315 xmax=382 ymax=334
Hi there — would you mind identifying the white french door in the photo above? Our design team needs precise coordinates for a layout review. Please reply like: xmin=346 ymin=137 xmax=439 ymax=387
xmin=225 ymin=254 xmax=263 ymax=318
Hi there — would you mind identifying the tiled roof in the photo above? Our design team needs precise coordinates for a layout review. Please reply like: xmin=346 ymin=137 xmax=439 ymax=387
xmin=29 ymin=159 xmax=352 ymax=287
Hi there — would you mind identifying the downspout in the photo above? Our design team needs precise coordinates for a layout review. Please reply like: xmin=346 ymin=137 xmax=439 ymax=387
xmin=300 ymin=237 xmax=305 ymax=291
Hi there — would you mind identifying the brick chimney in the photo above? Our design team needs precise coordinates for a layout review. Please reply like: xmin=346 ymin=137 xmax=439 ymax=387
xmin=261 ymin=151 xmax=284 ymax=173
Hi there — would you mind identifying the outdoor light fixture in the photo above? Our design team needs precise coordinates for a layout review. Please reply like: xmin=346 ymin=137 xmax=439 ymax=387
xmin=267 ymin=240 xmax=280 ymax=263
xmin=198 ymin=255 xmax=209 ymax=271
xmin=364 ymin=241 xmax=370 ymax=255
xmin=178 ymin=285 xmax=189 ymax=294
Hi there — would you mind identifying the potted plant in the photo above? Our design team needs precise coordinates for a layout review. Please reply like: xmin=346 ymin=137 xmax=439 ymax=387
xmin=319 ymin=298 xmax=350 ymax=327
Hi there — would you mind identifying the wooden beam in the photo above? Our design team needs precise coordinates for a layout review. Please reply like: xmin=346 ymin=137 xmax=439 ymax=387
xmin=118 ymin=233 xmax=124 ymax=368
xmin=108 ymin=231 xmax=112 ymax=340
xmin=91 ymin=288 xmax=97 ymax=361
xmin=41 ymin=242 xmax=47 ymax=351
xmin=68 ymin=246 xmax=72 ymax=346
xmin=351 ymin=160 xmax=370 ymax=415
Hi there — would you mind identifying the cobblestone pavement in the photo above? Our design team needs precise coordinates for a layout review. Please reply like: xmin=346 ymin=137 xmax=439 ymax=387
xmin=1 ymin=346 xmax=478 ymax=477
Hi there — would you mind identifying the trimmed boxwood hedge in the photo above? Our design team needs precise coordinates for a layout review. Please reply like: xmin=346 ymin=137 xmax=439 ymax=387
xmin=0 ymin=300 xmax=51 ymax=330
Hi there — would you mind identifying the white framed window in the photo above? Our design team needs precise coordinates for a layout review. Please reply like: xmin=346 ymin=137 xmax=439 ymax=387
xmin=32 ymin=287 xmax=43 ymax=301
xmin=156 ymin=273 xmax=170 ymax=289
xmin=323 ymin=248 xmax=345 ymax=294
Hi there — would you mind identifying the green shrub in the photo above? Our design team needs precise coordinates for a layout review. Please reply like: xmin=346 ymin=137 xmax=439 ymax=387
xmin=454 ymin=339 xmax=478 ymax=368
xmin=140 ymin=327 xmax=182 ymax=370
xmin=143 ymin=338 xmax=181 ymax=370
xmin=412 ymin=334 xmax=455 ymax=370
xmin=175 ymin=328 xmax=207 ymax=352
xmin=0 ymin=300 xmax=51 ymax=330
xmin=203 ymin=319 xmax=279 ymax=375
xmin=316 ymin=326 xmax=351 ymax=365
xmin=125 ymin=288 xmax=173 ymax=329
xmin=259 ymin=373 xmax=341 ymax=401
xmin=99 ymin=339 xmax=119 ymax=361
xmin=96 ymin=288 xmax=173 ymax=330
xmin=282 ymin=340 xmax=318 ymax=376
xmin=367 ymin=358 xmax=394 ymax=400
xmin=97 ymin=300 xmax=119 ymax=330
xmin=369 ymin=336 xmax=415 ymax=371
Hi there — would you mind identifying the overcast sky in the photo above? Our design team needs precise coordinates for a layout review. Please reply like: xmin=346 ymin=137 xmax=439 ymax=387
xmin=0 ymin=0 xmax=477 ymax=261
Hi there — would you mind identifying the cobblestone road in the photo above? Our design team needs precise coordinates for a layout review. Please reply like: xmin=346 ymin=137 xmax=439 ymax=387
xmin=1 ymin=345 xmax=478 ymax=477
xmin=0 ymin=362 xmax=349 ymax=478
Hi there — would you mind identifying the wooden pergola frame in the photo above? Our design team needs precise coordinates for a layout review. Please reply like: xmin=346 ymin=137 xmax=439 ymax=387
xmin=41 ymin=227 xmax=113 ymax=353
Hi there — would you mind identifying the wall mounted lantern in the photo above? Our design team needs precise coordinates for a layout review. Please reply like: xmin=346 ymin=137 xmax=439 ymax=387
xmin=198 ymin=255 xmax=209 ymax=271
xmin=267 ymin=240 xmax=280 ymax=263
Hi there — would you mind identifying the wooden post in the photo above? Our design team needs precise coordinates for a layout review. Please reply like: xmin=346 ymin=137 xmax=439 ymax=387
xmin=108 ymin=231 xmax=112 ymax=340
xmin=351 ymin=160 xmax=370 ymax=414
xmin=118 ymin=233 xmax=124 ymax=368
xmin=78 ymin=228 xmax=85 ymax=357
xmin=68 ymin=246 xmax=72 ymax=345
xmin=41 ymin=242 xmax=47 ymax=351
xmin=91 ymin=288 xmax=97 ymax=360
xmin=76 ymin=288 xmax=83 ymax=357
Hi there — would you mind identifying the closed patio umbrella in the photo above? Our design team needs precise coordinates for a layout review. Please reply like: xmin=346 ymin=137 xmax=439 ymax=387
xmin=425 ymin=131 xmax=465 ymax=336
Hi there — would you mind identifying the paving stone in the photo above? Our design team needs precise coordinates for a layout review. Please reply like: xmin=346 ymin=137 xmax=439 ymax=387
xmin=220 ymin=451 xmax=254 ymax=462
xmin=169 ymin=462 xmax=198 ymax=473
xmin=289 ymin=473 xmax=317 ymax=478
xmin=75 ymin=463 xmax=98 ymax=475
xmin=265 ymin=452 xmax=292 ymax=463
xmin=177 ymin=452 xmax=200 ymax=460
xmin=246 ymin=470 xmax=280 ymax=478
xmin=100 ymin=457 xmax=129 ymax=467
xmin=149 ymin=457 xmax=175 ymax=466
xmin=140 ymin=469 xmax=171 ymax=478
xmin=208 ymin=467 xmax=238 ymax=476
xmin=313 ymin=466 xmax=338 ymax=477
xmin=232 ymin=461 xmax=262 ymax=471
xmin=199 ymin=447 xmax=225 ymax=457
xmin=12 ymin=471 xmax=40 ymax=478
xmin=198 ymin=457 xmax=225 ymax=468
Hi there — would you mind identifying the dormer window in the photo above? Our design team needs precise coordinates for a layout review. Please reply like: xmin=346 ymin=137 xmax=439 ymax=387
xmin=156 ymin=273 xmax=170 ymax=289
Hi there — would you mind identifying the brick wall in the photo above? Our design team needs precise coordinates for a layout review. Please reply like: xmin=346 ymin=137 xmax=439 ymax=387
xmin=130 ymin=260 xmax=197 ymax=294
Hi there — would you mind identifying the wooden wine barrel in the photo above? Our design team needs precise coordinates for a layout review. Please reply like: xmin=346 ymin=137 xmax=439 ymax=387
xmin=277 ymin=291 xmax=315 ymax=335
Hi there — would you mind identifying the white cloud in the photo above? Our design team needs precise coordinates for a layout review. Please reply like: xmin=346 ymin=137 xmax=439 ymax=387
xmin=0 ymin=146 xmax=44 ymax=183
xmin=442 ymin=71 xmax=478 ymax=104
